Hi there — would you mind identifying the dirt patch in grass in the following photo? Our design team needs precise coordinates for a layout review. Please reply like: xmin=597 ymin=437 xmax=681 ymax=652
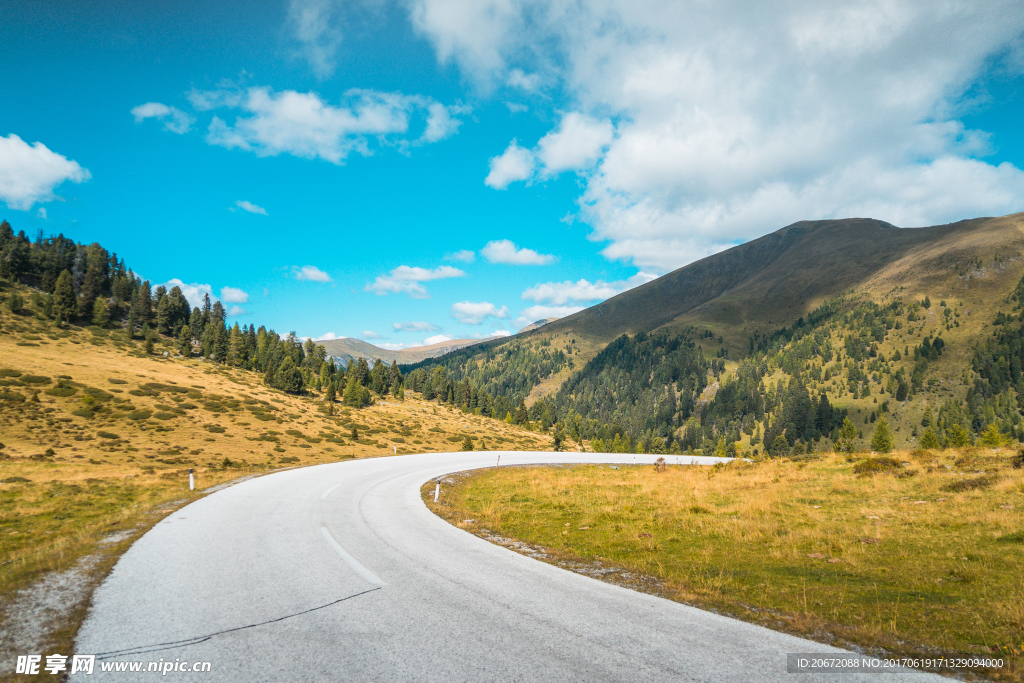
xmin=425 ymin=453 xmax=1024 ymax=681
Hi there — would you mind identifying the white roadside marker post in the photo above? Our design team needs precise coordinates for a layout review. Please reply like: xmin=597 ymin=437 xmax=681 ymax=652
xmin=433 ymin=483 xmax=440 ymax=502
xmin=188 ymin=468 xmax=194 ymax=491
xmin=496 ymin=455 xmax=500 ymax=468
xmin=393 ymin=445 xmax=397 ymax=454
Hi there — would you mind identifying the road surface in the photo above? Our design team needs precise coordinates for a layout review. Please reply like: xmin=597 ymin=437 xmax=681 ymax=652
xmin=72 ymin=452 xmax=948 ymax=681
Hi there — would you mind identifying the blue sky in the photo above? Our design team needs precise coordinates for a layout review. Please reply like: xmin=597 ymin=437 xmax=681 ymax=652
xmin=2 ymin=1 xmax=1023 ymax=348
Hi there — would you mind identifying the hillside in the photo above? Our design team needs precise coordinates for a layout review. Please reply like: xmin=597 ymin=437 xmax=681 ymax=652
xmin=318 ymin=336 xmax=484 ymax=366
xmin=408 ymin=211 xmax=1024 ymax=455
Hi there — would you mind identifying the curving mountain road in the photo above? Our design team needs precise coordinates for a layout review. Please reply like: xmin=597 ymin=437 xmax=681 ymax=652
xmin=72 ymin=452 xmax=948 ymax=682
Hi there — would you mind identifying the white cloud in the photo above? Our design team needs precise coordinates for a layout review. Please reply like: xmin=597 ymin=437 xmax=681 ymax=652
xmin=36 ymin=208 xmax=47 ymax=220
xmin=197 ymin=86 xmax=464 ymax=164
xmin=481 ymin=239 xmax=556 ymax=265
xmin=507 ymin=69 xmax=541 ymax=91
xmin=410 ymin=0 xmax=1024 ymax=272
xmin=234 ymin=200 xmax=268 ymax=215
xmin=219 ymin=286 xmax=249 ymax=303
xmin=451 ymin=300 xmax=510 ymax=325
xmin=484 ymin=140 xmax=534 ymax=189
xmin=422 ymin=102 xmax=464 ymax=142
xmin=522 ymin=271 xmax=657 ymax=305
xmin=288 ymin=0 xmax=344 ymax=78
xmin=163 ymin=279 xmax=213 ymax=309
xmin=366 ymin=265 xmax=465 ymax=298
xmin=314 ymin=332 xmax=345 ymax=341
xmin=293 ymin=265 xmax=333 ymax=282
xmin=0 ymin=134 xmax=91 ymax=211
xmin=361 ymin=330 xmax=384 ymax=339
xmin=536 ymin=113 xmax=613 ymax=177
xmin=506 ymin=102 xmax=529 ymax=114
xmin=444 ymin=249 xmax=476 ymax=263
xmin=226 ymin=305 xmax=247 ymax=317
xmin=423 ymin=334 xmax=453 ymax=345
xmin=130 ymin=102 xmax=195 ymax=134
xmin=393 ymin=321 xmax=441 ymax=332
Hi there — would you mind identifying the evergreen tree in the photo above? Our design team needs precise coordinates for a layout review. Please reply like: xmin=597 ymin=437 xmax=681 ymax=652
xmin=91 ymin=298 xmax=108 ymax=327
xmin=945 ymin=423 xmax=972 ymax=447
xmin=7 ymin=290 xmax=23 ymax=314
xmin=227 ymin=323 xmax=244 ymax=366
xmin=324 ymin=381 xmax=336 ymax=404
xmin=143 ymin=330 xmax=155 ymax=355
xmin=837 ymin=417 xmax=858 ymax=453
xmin=919 ymin=427 xmax=940 ymax=449
xmin=870 ymin=417 xmax=895 ymax=453
xmin=978 ymin=423 xmax=1005 ymax=447
xmin=273 ymin=356 xmax=303 ymax=393
xmin=344 ymin=375 xmax=363 ymax=407
xmin=460 ymin=436 xmax=473 ymax=451
xmin=178 ymin=324 xmax=192 ymax=357
xmin=54 ymin=270 xmax=78 ymax=320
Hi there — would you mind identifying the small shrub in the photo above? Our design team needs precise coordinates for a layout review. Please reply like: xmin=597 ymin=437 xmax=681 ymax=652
xmin=205 ymin=425 xmax=226 ymax=433
xmin=853 ymin=457 xmax=902 ymax=475
xmin=46 ymin=384 xmax=77 ymax=397
xmin=3 ymin=476 xmax=29 ymax=483
xmin=20 ymin=374 xmax=51 ymax=384
xmin=153 ymin=412 xmax=178 ymax=420
xmin=97 ymin=431 xmax=121 ymax=439
xmin=654 ymin=457 xmax=667 ymax=472
xmin=460 ymin=436 xmax=474 ymax=451
xmin=0 ymin=369 xmax=23 ymax=378
xmin=126 ymin=409 xmax=153 ymax=421
xmin=996 ymin=531 xmax=1024 ymax=544
xmin=107 ymin=378 xmax=128 ymax=384
xmin=71 ymin=408 xmax=94 ymax=418
xmin=941 ymin=475 xmax=999 ymax=493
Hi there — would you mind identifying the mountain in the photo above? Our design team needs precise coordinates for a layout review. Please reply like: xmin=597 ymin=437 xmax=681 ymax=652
xmin=519 ymin=317 xmax=558 ymax=333
xmin=317 ymin=336 xmax=486 ymax=366
xmin=407 ymin=211 xmax=1024 ymax=454
xmin=533 ymin=214 xmax=1024 ymax=349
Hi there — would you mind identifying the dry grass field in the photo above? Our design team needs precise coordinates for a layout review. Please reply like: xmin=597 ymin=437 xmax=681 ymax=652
xmin=0 ymin=295 xmax=550 ymax=671
xmin=426 ymin=450 xmax=1024 ymax=681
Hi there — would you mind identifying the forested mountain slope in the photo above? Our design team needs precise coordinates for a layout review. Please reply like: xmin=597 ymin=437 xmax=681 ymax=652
xmin=406 ymin=212 xmax=1024 ymax=455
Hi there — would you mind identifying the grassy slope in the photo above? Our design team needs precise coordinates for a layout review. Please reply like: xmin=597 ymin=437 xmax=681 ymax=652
xmin=426 ymin=452 xmax=1024 ymax=681
xmin=0 ymin=291 xmax=550 ymax=667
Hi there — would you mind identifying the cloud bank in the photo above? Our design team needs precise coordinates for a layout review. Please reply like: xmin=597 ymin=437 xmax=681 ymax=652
xmin=366 ymin=265 xmax=465 ymax=298
xmin=410 ymin=0 xmax=1024 ymax=271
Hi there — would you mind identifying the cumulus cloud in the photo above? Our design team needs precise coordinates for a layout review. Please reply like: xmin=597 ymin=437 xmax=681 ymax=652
xmin=219 ymin=286 xmax=249 ymax=303
xmin=410 ymin=0 xmax=1024 ymax=271
xmin=314 ymin=332 xmax=345 ymax=341
xmin=444 ymin=249 xmax=476 ymax=263
xmin=36 ymin=208 xmax=47 ymax=220
xmin=393 ymin=321 xmax=441 ymax=332
xmin=234 ymin=200 xmax=268 ymax=215
xmin=195 ymin=86 xmax=465 ymax=164
xmin=130 ymin=102 xmax=195 ymax=134
xmin=481 ymin=239 xmax=556 ymax=265
xmin=451 ymin=301 xmax=509 ymax=324
xmin=293 ymin=265 xmax=333 ymax=282
xmin=366 ymin=265 xmax=465 ymax=298
xmin=484 ymin=140 xmax=534 ymax=189
xmin=226 ymin=305 xmax=247 ymax=317
xmin=163 ymin=279 xmax=213 ymax=309
xmin=0 ymin=134 xmax=91 ymax=211
xmin=423 ymin=334 xmax=453 ymax=345
xmin=522 ymin=271 xmax=657 ymax=305
xmin=361 ymin=330 xmax=384 ymax=339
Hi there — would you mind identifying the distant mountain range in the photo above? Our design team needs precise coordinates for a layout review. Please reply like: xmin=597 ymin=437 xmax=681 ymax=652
xmin=317 ymin=336 xmax=486 ymax=366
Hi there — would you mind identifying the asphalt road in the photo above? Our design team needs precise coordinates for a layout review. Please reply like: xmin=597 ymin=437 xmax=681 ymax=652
xmin=72 ymin=452 xmax=949 ymax=682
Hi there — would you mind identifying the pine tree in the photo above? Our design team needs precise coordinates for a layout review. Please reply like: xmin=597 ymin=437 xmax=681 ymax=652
xmin=870 ymin=416 xmax=895 ymax=453
xmin=979 ymin=423 xmax=1005 ymax=447
xmin=227 ymin=323 xmax=244 ymax=366
xmin=343 ymin=375 xmax=362 ymax=407
xmin=919 ymin=427 xmax=940 ymax=449
xmin=324 ymin=381 xmax=336 ymax=404
xmin=54 ymin=270 xmax=78 ymax=320
xmin=460 ymin=436 xmax=473 ymax=451
xmin=837 ymin=417 xmax=858 ymax=453
xmin=178 ymin=324 xmax=192 ymax=356
xmin=91 ymin=298 xmax=108 ymax=327
xmin=273 ymin=356 xmax=303 ymax=393
xmin=945 ymin=423 xmax=971 ymax=447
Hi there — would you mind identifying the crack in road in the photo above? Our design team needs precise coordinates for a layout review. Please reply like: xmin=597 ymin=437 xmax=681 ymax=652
xmin=92 ymin=587 xmax=382 ymax=660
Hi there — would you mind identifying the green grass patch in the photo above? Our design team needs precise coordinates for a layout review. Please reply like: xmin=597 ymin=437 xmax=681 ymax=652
xmin=425 ymin=452 xmax=1024 ymax=677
